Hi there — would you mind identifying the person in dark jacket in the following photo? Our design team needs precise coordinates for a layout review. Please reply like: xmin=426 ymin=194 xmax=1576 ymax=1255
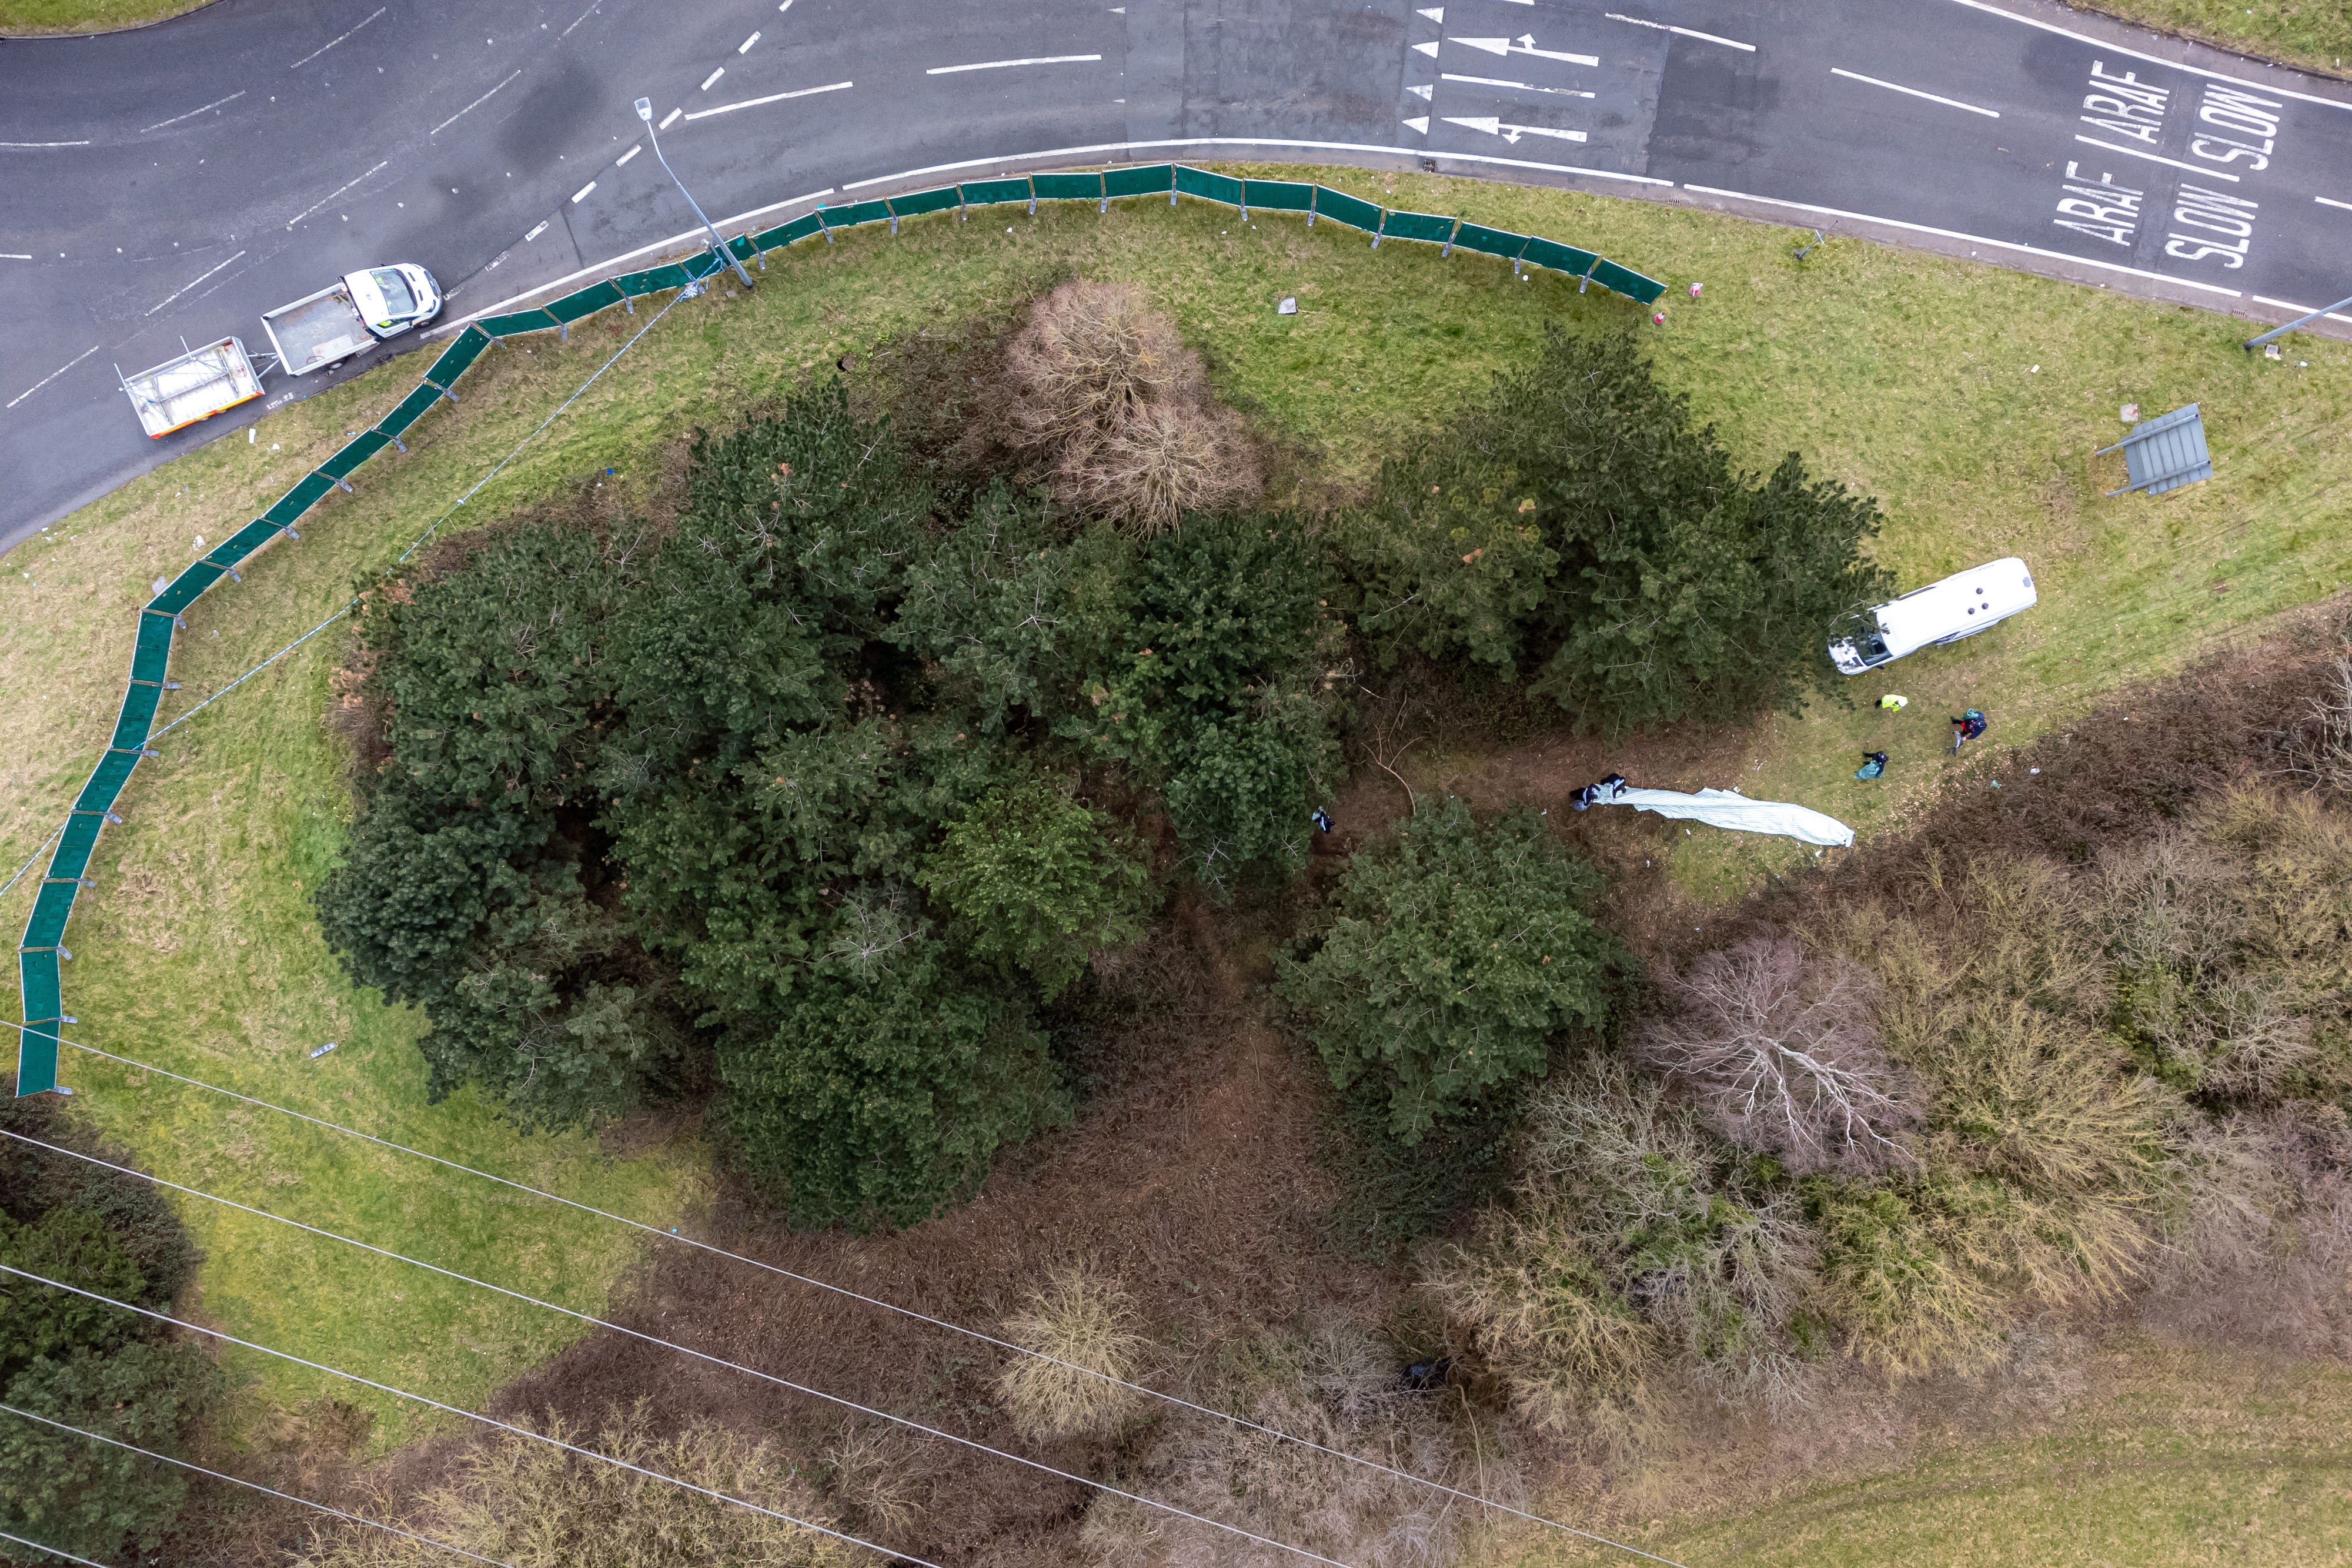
xmin=1950 ymin=709 xmax=1987 ymax=750
xmin=1855 ymin=751 xmax=1888 ymax=781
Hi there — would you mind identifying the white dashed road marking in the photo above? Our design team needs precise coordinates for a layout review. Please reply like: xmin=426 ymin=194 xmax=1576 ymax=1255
xmin=286 ymin=161 xmax=389 ymax=227
xmin=616 ymin=144 xmax=641 ymax=165
xmin=290 ymin=5 xmax=385 ymax=69
xmin=738 ymin=31 xmax=760 ymax=53
xmin=659 ymin=107 xmax=683 ymax=129
xmin=699 ymin=67 xmax=726 ymax=91
xmin=6 ymin=345 xmax=98 ymax=411
xmin=926 ymin=54 xmax=1103 ymax=74
xmin=683 ymin=80 xmax=852 ymax=120
xmin=524 ymin=220 xmax=550 ymax=241
xmin=572 ymin=180 xmax=597 ymax=203
xmin=140 ymin=91 xmax=248 ymax=133
xmin=1830 ymin=67 xmax=1999 ymax=118
xmin=2317 ymin=196 xmax=2352 ymax=212
xmin=430 ymin=70 xmax=521 ymax=136
xmin=144 ymin=250 xmax=245 ymax=316
xmin=1604 ymin=13 xmax=1754 ymax=50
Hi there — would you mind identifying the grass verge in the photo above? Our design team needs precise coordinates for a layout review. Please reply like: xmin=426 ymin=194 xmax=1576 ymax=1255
xmin=2062 ymin=0 xmax=2352 ymax=78
xmin=0 ymin=0 xmax=211 ymax=35
xmin=1 ymin=163 xmax=2348 ymax=1455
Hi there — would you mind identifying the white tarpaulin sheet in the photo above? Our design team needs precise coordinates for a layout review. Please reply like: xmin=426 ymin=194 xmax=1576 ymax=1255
xmin=1596 ymin=785 xmax=1853 ymax=847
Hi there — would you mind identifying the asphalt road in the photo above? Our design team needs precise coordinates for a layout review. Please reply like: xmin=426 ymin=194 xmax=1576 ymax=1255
xmin=3 ymin=0 xmax=2348 ymax=546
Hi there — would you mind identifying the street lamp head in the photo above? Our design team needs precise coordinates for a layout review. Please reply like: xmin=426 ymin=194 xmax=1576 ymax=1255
xmin=634 ymin=96 xmax=653 ymax=123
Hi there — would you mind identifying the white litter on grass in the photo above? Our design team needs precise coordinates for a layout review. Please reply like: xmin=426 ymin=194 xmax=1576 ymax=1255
xmin=1277 ymin=296 xmax=1297 ymax=315
xmin=308 ymin=1041 xmax=339 ymax=1059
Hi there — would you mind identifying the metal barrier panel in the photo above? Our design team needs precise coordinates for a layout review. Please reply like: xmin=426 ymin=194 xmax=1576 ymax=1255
xmin=111 ymin=685 xmax=161 ymax=751
xmin=1312 ymin=186 xmax=1384 ymax=232
xmin=888 ymin=187 xmax=961 ymax=218
xmin=11 ymin=1016 xmax=59 ymax=1095
xmin=376 ymin=380 xmax=444 ymax=439
xmin=1102 ymin=163 xmax=1174 ymax=198
xmin=129 ymin=613 xmax=173 ymax=686
xmin=76 ymin=750 xmax=140 ymax=811
xmin=1032 ymin=171 xmax=1103 ymax=201
xmin=210 ymin=520 xmax=280 ymax=570
xmin=1244 ymin=179 xmax=1316 ymax=213
xmin=264 ymin=473 xmax=338 ymax=527
xmin=639 ymin=260 xmax=700 ymax=292
xmin=1378 ymin=210 xmax=1456 ymax=245
xmin=425 ymin=326 xmax=493 ymax=387
xmin=820 ymin=199 xmax=891 ymax=229
xmin=726 ymin=234 xmax=757 ymax=262
xmin=754 ymin=213 xmax=823 ymax=250
xmin=1522 ymin=236 xmax=1599 ymax=277
xmin=1589 ymin=258 xmax=1665 ymax=303
xmin=1454 ymin=222 xmax=1528 ymax=261
xmin=24 ymin=888 xmax=72 ymax=957
xmin=318 ymin=430 xmax=391 ymax=481
xmin=51 ymin=815 xmax=101 ymax=881
xmin=549 ymin=281 xmax=624 ymax=323
xmin=1175 ymin=165 xmax=1245 ymax=206
xmin=960 ymin=177 xmax=1030 ymax=206
xmin=480 ymin=308 xmax=559 ymax=337
xmin=148 ymin=563 xmax=226 ymax=616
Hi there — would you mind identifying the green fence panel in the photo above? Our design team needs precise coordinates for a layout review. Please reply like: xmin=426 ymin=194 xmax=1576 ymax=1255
xmin=480 ymin=307 xmax=558 ymax=337
xmin=76 ymin=750 xmax=139 ymax=811
xmin=24 ymin=890 xmax=73 ymax=959
xmin=1589 ymin=259 xmax=1665 ymax=303
xmin=726 ymin=234 xmax=757 ymax=262
xmin=1174 ymin=165 xmax=1245 ymax=207
xmin=549 ymin=281 xmax=623 ymax=323
xmin=1312 ymin=186 xmax=1384 ymax=232
xmin=13 ymin=1014 xmax=60 ymax=1094
xmin=1032 ymin=171 xmax=1103 ymax=202
xmin=1522 ymin=236 xmax=1599 ymax=277
xmin=1103 ymin=163 xmax=1174 ymax=198
xmin=111 ymin=686 xmax=160 ymax=751
xmin=264 ymin=472 xmax=337 ymax=527
xmin=753 ymin=213 xmax=824 ymax=250
xmin=888 ymin=187 xmax=961 ymax=218
xmin=1378 ymin=209 xmax=1457 ymax=245
xmin=640 ymin=260 xmax=701 ymax=293
xmin=49 ymin=816 xmax=99 ymax=885
xmin=148 ymin=562 xmax=226 ymax=616
xmin=425 ymin=325 xmax=492 ymax=387
xmin=22 ymin=950 xmax=62 ymax=1041
xmin=819 ymin=199 xmax=891 ymax=230
xmin=1453 ymin=222 xmax=1528 ymax=261
xmin=317 ymin=430 xmax=391 ymax=480
xmin=1244 ymin=178 xmax=1315 ymax=213
xmin=212 ymin=519 xmax=281 ymax=570
xmin=960 ymin=177 xmax=1030 ymax=206
xmin=129 ymin=613 xmax=174 ymax=686
xmin=377 ymin=380 xmax=444 ymax=439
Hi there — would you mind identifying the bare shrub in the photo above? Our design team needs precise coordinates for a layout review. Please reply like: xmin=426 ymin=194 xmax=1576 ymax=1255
xmin=293 ymin=1401 xmax=851 ymax=1567
xmin=2280 ymin=652 xmax=2352 ymax=799
xmin=1434 ymin=1059 xmax=1819 ymax=1437
xmin=1638 ymin=936 xmax=1917 ymax=1175
xmin=995 ymin=1263 xmax=1152 ymax=1441
xmin=1000 ymin=280 xmax=1261 ymax=534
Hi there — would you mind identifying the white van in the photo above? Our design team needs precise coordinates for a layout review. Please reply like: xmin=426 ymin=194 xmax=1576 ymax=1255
xmin=1828 ymin=557 xmax=2036 ymax=675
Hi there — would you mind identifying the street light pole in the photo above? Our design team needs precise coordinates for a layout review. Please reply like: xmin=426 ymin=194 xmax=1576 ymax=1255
xmin=634 ymin=97 xmax=755 ymax=290
xmin=2244 ymin=290 xmax=2352 ymax=352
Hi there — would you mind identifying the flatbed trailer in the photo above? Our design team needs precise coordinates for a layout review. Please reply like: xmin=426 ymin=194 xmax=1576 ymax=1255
xmin=118 ymin=337 xmax=264 ymax=439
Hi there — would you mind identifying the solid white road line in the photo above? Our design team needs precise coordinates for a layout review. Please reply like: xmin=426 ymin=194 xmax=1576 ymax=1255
xmin=143 ymin=250 xmax=246 ymax=316
xmin=6 ymin=345 xmax=98 ymax=412
xmin=1449 ymin=36 xmax=1600 ymax=65
xmin=285 ymin=161 xmax=390 ymax=228
xmin=1945 ymin=0 xmax=2352 ymax=113
xmin=0 ymin=141 xmax=92 ymax=149
xmin=738 ymin=31 xmax=760 ymax=52
xmin=659 ymin=107 xmax=683 ymax=129
xmin=0 ymin=253 xmax=32 ymax=260
xmin=1443 ymin=115 xmax=1586 ymax=142
xmin=430 ymin=69 xmax=520 ymax=135
xmin=1681 ymin=182 xmax=2243 ymax=296
xmin=2249 ymin=294 xmax=2352 ymax=323
xmin=1605 ymin=13 xmax=1754 ymax=50
xmin=289 ymin=5 xmax=386 ymax=69
xmin=683 ymin=80 xmax=853 ymax=120
xmin=1830 ymin=67 xmax=1999 ymax=118
xmin=926 ymin=54 xmax=1103 ymax=74
xmin=2074 ymin=133 xmax=2237 ymax=180
xmin=139 ymin=90 xmax=248 ymax=133
xmin=1444 ymin=72 xmax=1595 ymax=97
xmin=572 ymin=180 xmax=597 ymax=203
xmin=699 ymin=67 xmax=726 ymax=91
xmin=617 ymin=143 xmax=641 ymax=165
xmin=2317 ymin=195 xmax=2352 ymax=212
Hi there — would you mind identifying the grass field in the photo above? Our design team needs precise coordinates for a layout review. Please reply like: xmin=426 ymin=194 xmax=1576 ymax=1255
xmin=2 ymin=164 xmax=2349 ymax=1469
xmin=2064 ymin=0 xmax=2352 ymax=77
xmin=0 ymin=0 xmax=208 ymax=34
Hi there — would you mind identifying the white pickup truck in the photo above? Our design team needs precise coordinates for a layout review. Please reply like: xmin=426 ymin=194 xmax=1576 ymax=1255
xmin=261 ymin=263 xmax=442 ymax=376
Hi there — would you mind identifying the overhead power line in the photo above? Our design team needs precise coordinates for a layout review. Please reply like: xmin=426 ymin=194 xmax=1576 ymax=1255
xmin=24 ymin=1027 xmax=1688 ymax=1568
xmin=0 ymin=1262 xmax=941 ymax=1568
xmin=0 ymin=1527 xmax=115 ymax=1568
xmin=0 ymin=1401 xmax=509 ymax=1567
xmin=0 ymin=1129 xmax=1361 ymax=1568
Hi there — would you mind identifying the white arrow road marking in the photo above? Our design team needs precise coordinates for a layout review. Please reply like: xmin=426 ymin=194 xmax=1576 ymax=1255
xmin=1416 ymin=6 xmax=1443 ymax=18
xmin=1446 ymin=36 xmax=1599 ymax=65
xmin=1442 ymin=115 xmax=1586 ymax=143
xmin=1404 ymin=115 xmax=1430 ymax=133
xmin=1443 ymin=71 xmax=1594 ymax=98
xmin=684 ymin=79 xmax=852 ymax=119
xmin=1829 ymin=66 xmax=1999 ymax=118
xmin=1408 ymin=82 xmax=1433 ymax=100
xmin=1605 ymin=13 xmax=1754 ymax=50
xmin=1412 ymin=40 xmax=1438 ymax=56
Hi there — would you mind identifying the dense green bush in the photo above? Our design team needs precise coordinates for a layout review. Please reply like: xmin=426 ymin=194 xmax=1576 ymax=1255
xmin=1279 ymin=797 xmax=1618 ymax=1143
xmin=0 ymin=1089 xmax=220 ymax=1566
xmin=1339 ymin=327 xmax=1892 ymax=734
